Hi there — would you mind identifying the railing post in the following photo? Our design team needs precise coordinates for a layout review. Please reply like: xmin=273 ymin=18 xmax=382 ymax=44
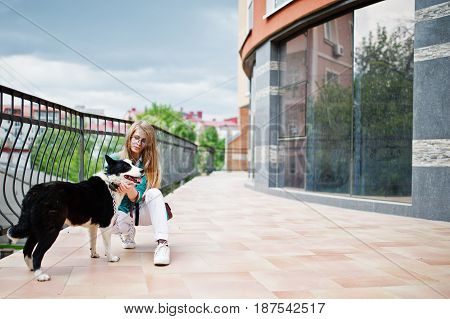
xmin=79 ymin=113 xmax=85 ymax=181
xmin=0 ymin=84 xmax=201 ymax=232
xmin=211 ymin=147 xmax=215 ymax=173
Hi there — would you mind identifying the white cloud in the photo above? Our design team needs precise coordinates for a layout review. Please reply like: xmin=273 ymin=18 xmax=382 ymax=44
xmin=0 ymin=54 xmax=237 ymax=120
xmin=354 ymin=0 xmax=415 ymax=47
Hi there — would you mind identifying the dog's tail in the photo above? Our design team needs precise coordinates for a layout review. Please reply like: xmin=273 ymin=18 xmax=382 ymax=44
xmin=7 ymin=194 xmax=34 ymax=243
xmin=7 ymin=221 xmax=30 ymax=244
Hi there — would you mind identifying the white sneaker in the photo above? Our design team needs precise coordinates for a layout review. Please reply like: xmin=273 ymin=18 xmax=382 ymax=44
xmin=154 ymin=241 xmax=170 ymax=266
xmin=121 ymin=235 xmax=136 ymax=249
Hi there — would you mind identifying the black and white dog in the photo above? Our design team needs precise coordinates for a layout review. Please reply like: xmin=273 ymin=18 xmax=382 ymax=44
xmin=7 ymin=155 xmax=142 ymax=281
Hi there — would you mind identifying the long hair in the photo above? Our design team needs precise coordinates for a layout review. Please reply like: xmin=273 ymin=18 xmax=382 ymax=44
xmin=120 ymin=120 xmax=161 ymax=189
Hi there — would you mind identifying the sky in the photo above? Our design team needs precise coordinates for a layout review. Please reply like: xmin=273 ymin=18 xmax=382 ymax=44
xmin=354 ymin=0 xmax=415 ymax=47
xmin=0 ymin=0 xmax=238 ymax=120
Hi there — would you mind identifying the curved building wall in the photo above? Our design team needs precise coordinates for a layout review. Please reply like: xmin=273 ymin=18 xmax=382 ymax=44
xmin=240 ymin=0 xmax=342 ymax=64
xmin=243 ymin=0 xmax=450 ymax=221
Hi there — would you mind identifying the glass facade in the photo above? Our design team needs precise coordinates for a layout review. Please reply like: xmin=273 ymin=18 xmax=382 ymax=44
xmin=276 ymin=0 xmax=414 ymax=202
xmin=278 ymin=139 xmax=306 ymax=188
xmin=352 ymin=0 xmax=414 ymax=202
xmin=279 ymin=34 xmax=307 ymax=139
xmin=277 ymin=34 xmax=307 ymax=187
xmin=306 ymin=13 xmax=354 ymax=195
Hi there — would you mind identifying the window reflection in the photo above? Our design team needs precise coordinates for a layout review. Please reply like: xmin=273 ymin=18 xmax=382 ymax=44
xmin=276 ymin=0 xmax=414 ymax=202
xmin=278 ymin=33 xmax=307 ymax=188
xmin=353 ymin=0 xmax=414 ymax=202
xmin=306 ymin=13 xmax=353 ymax=195
xmin=279 ymin=140 xmax=306 ymax=188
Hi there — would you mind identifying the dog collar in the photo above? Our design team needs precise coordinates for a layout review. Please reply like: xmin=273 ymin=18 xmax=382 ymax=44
xmin=108 ymin=182 xmax=119 ymax=192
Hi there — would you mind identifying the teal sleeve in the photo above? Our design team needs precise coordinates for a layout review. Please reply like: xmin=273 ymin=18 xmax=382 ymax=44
xmin=106 ymin=152 xmax=147 ymax=213
xmin=117 ymin=175 xmax=146 ymax=212
xmin=134 ymin=174 xmax=147 ymax=205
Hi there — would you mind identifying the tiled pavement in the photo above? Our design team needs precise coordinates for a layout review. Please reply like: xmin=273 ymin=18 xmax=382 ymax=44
xmin=1 ymin=172 xmax=449 ymax=299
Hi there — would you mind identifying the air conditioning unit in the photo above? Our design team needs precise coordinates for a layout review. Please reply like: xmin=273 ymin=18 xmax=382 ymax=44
xmin=333 ymin=44 xmax=344 ymax=57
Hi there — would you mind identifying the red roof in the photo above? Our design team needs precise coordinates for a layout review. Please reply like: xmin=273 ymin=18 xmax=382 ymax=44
xmin=3 ymin=104 xmax=64 ymax=118
xmin=202 ymin=118 xmax=238 ymax=127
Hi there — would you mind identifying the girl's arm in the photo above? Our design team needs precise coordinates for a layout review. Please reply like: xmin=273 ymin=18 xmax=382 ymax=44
xmin=132 ymin=174 xmax=147 ymax=203
xmin=118 ymin=174 xmax=147 ymax=203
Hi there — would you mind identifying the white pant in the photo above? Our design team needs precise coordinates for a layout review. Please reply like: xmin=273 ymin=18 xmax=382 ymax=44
xmin=112 ymin=188 xmax=169 ymax=241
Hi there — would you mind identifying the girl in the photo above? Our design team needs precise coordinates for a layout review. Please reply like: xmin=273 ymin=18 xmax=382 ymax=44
xmin=110 ymin=120 xmax=170 ymax=266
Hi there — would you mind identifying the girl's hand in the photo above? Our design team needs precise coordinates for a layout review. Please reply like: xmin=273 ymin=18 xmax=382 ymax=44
xmin=117 ymin=181 xmax=133 ymax=195
xmin=118 ymin=181 xmax=138 ymax=201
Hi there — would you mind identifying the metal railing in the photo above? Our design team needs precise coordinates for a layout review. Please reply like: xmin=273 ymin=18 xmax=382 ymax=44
xmin=0 ymin=85 xmax=214 ymax=235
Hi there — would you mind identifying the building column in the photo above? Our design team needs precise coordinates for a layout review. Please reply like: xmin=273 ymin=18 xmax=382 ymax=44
xmin=252 ymin=42 xmax=280 ymax=188
xmin=412 ymin=0 xmax=450 ymax=220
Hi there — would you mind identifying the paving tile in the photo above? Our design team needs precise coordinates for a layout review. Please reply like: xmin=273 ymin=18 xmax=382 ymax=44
xmin=427 ymin=284 xmax=450 ymax=298
xmin=418 ymin=258 xmax=450 ymax=266
xmin=62 ymin=266 xmax=149 ymax=297
xmin=250 ymin=270 xmax=341 ymax=291
xmin=311 ymin=287 xmax=397 ymax=299
xmin=384 ymin=285 xmax=446 ymax=299
xmin=146 ymin=273 xmax=192 ymax=298
xmin=332 ymin=275 xmax=408 ymax=288
xmin=273 ymin=290 xmax=316 ymax=298
xmin=182 ymin=272 xmax=275 ymax=298
xmin=4 ymin=266 xmax=73 ymax=299
xmin=242 ymin=240 xmax=315 ymax=257
xmin=380 ymin=266 xmax=440 ymax=284
xmin=1 ymin=172 xmax=449 ymax=298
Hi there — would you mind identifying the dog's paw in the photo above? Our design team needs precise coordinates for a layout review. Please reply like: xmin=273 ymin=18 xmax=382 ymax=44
xmin=90 ymin=252 xmax=100 ymax=258
xmin=108 ymin=255 xmax=120 ymax=262
xmin=37 ymin=273 xmax=51 ymax=282
xmin=34 ymin=270 xmax=51 ymax=282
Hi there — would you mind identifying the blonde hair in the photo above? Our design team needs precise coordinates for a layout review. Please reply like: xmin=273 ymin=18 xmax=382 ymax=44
xmin=120 ymin=120 xmax=161 ymax=189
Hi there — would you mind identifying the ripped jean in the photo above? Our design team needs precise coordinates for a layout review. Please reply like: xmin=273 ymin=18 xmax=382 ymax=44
xmin=112 ymin=188 xmax=169 ymax=241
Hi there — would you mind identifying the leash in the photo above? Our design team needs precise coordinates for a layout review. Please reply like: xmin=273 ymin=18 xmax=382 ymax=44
xmin=107 ymin=182 xmax=118 ymax=215
xmin=134 ymin=203 xmax=140 ymax=226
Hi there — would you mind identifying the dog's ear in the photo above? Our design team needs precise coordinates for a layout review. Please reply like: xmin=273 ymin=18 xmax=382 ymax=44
xmin=105 ymin=154 xmax=115 ymax=167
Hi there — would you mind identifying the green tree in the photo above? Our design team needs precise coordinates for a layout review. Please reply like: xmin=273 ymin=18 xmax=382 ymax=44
xmin=29 ymin=102 xmax=196 ymax=184
xmin=356 ymin=26 xmax=413 ymax=79
xmin=137 ymin=102 xmax=196 ymax=142
xmin=307 ymin=25 xmax=413 ymax=197
xmin=30 ymin=128 xmax=79 ymax=182
xmin=353 ymin=25 xmax=413 ymax=196
xmin=308 ymin=81 xmax=352 ymax=193
xmin=198 ymin=126 xmax=225 ymax=171
xmin=31 ymin=128 xmax=124 ymax=182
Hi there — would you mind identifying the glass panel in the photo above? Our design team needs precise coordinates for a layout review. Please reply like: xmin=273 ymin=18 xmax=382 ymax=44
xmin=275 ymin=0 xmax=291 ymax=9
xmin=275 ymin=0 xmax=413 ymax=203
xmin=278 ymin=139 xmax=306 ymax=188
xmin=279 ymin=34 xmax=307 ymax=138
xmin=279 ymin=34 xmax=307 ymax=87
xmin=353 ymin=0 xmax=414 ymax=203
xmin=279 ymin=83 xmax=306 ymax=138
xmin=305 ymin=14 xmax=354 ymax=194
xmin=324 ymin=21 xmax=337 ymax=43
